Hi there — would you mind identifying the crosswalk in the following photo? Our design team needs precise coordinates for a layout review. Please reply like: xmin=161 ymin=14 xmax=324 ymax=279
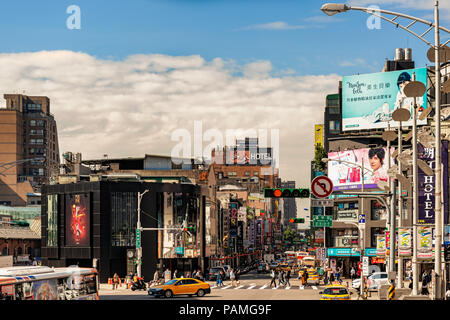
xmin=211 ymin=284 xmax=322 ymax=290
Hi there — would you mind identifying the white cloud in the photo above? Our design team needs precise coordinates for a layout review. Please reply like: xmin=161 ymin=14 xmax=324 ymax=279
xmin=0 ymin=51 xmax=340 ymax=187
xmin=242 ymin=21 xmax=308 ymax=30
xmin=338 ymin=58 xmax=366 ymax=67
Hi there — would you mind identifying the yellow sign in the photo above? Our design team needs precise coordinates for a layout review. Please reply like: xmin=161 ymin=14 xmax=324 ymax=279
xmin=315 ymin=124 xmax=324 ymax=147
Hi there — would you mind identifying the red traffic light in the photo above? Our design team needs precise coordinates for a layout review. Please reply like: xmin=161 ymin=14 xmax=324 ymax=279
xmin=289 ymin=218 xmax=294 ymax=223
xmin=273 ymin=189 xmax=282 ymax=197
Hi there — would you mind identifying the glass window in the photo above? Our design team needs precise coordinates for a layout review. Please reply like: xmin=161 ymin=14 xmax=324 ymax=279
xmin=111 ymin=192 xmax=137 ymax=246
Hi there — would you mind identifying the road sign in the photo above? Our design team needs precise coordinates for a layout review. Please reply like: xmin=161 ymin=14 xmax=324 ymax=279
xmin=358 ymin=261 xmax=363 ymax=271
xmin=136 ymin=228 xmax=141 ymax=249
xmin=311 ymin=198 xmax=334 ymax=207
xmin=362 ymin=256 xmax=369 ymax=276
xmin=358 ymin=213 xmax=366 ymax=225
xmin=311 ymin=176 xmax=333 ymax=199
xmin=313 ymin=215 xmax=332 ymax=227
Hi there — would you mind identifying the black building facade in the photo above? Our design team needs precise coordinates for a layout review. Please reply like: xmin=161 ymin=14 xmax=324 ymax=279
xmin=40 ymin=181 xmax=202 ymax=282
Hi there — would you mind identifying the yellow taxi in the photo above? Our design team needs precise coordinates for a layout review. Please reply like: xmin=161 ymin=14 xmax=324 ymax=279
xmin=306 ymin=268 xmax=320 ymax=285
xmin=319 ymin=283 xmax=353 ymax=300
xmin=148 ymin=278 xmax=211 ymax=298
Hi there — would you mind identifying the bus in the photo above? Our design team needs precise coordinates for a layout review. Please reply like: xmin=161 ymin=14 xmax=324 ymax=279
xmin=0 ymin=266 xmax=98 ymax=300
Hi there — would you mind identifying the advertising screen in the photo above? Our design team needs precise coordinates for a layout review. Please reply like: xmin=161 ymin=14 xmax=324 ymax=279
xmin=65 ymin=193 xmax=90 ymax=246
xmin=327 ymin=147 xmax=394 ymax=191
xmin=342 ymin=68 xmax=428 ymax=131
xmin=32 ymin=279 xmax=58 ymax=300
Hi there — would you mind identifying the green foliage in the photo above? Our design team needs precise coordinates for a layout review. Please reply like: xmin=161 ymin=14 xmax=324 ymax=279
xmin=314 ymin=144 xmax=327 ymax=171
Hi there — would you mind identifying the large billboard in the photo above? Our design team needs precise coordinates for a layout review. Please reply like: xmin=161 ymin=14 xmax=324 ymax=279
xmin=327 ymin=147 xmax=394 ymax=191
xmin=342 ymin=68 xmax=428 ymax=131
xmin=65 ymin=194 xmax=90 ymax=247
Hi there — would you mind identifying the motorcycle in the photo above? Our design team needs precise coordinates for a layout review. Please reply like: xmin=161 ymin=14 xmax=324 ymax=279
xmin=131 ymin=278 xmax=147 ymax=291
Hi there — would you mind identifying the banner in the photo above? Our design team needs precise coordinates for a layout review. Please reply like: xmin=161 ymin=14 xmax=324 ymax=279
xmin=398 ymin=228 xmax=412 ymax=256
xmin=376 ymin=235 xmax=386 ymax=257
xmin=417 ymin=226 xmax=433 ymax=259
xmin=342 ymin=67 xmax=428 ymax=131
xmin=328 ymin=147 xmax=395 ymax=191
xmin=418 ymin=141 xmax=449 ymax=224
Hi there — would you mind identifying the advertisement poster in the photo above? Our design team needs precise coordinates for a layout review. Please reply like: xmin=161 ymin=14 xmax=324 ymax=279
xmin=418 ymin=141 xmax=449 ymax=224
xmin=376 ymin=235 xmax=386 ymax=257
xmin=32 ymin=279 xmax=57 ymax=300
xmin=65 ymin=193 xmax=90 ymax=246
xmin=398 ymin=228 xmax=412 ymax=256
xmin=417 ymin=226 xmax=433 ymax=259
xmin=445 ymin=225 xmax=450 ymax=246
xmin=342 ymin=67 xmax=428 ymax=131
xmin=328 ymin=147 xmax=394 ymax=191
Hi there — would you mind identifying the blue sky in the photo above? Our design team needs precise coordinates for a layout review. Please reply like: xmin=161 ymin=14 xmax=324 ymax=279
xmin=0 ymin=0 xmax=449 ymax=185
xmin=1 ymin=0 xmax=448 ymax=77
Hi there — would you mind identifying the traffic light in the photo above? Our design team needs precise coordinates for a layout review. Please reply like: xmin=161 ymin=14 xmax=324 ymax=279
xmin=289 ymin=218 xmax=305 ymax=223
xmin=184 ymin=226 xmax=196 ymax=232
xmin=264 ymin=188 xmax=310 ymax=198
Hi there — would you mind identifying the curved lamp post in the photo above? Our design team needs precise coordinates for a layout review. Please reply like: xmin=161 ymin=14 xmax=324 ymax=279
xmin=321 ymin=1 xmax=450 ymax=299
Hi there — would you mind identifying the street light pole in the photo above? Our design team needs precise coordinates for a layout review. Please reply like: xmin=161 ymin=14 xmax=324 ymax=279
xmin=137 ymin=189 xmax=149 ymax=278
xmin=433 ymin=1 xmax=443 ymax=300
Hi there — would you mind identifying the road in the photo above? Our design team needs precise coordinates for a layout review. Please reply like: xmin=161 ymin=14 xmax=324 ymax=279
xmin=99 ymin=270 xmax=359 ymax=300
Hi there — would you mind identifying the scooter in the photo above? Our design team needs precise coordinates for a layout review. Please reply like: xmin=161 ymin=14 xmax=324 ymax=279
xmin=131 ymin=279 xmax=147 ymax=291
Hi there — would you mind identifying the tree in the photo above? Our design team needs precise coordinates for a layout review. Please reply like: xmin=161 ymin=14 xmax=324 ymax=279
xmin=283 ymin=226 xmax=300 ymax=248
xmin=314 ymin=144 xmax=327 ymax=172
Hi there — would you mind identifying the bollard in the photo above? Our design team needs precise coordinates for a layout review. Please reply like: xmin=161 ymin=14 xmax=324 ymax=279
xmin=388 ymin=284 xmax=395 ymax=300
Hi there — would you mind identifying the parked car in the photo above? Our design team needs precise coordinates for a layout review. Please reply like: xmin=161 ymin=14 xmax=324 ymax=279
xmin=352 ymin=272 xmax=390 ymax=290
xmin=148 ymin=278 xmax=211 ymax=298
xmin=257 ymin=263 xmax=267 ymax=273
xmin=208 ymin=266 xmax=228 ymax=280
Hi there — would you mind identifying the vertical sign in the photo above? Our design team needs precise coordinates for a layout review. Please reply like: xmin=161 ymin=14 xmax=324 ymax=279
xmin=418 ymin=141 xmax=449 ymax=224
xmin=315 ymin=124 xmax=324 ymax=148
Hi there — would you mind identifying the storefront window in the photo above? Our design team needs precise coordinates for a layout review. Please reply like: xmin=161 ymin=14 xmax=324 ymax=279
xmin=371 ymin=227 xmax=385 ymax=247
xmin=371 ymin=200 xmax=387 ymax=220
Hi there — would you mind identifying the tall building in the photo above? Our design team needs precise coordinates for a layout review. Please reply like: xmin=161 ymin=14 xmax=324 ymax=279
xmin=0 ymin=94 xmax=60 ymax=206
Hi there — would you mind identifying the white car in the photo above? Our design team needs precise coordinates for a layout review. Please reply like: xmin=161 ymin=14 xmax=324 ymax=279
xmin=352 ymin=272 xmax=390 ymax=290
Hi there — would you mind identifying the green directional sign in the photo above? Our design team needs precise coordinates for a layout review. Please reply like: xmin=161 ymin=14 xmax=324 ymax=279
xmin=313 ymin=215 xmax=332 ymax=227
xmin=136 ymin=228 xmax=141 ymax=249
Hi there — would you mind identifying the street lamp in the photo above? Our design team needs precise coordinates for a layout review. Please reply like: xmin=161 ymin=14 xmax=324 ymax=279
xmin=136 ymin=189 xmax=149 ymax=278
xmin=321 ymin=0 xmax=450 ymax=300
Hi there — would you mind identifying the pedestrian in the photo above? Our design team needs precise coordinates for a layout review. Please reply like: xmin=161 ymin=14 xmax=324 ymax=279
xmin=230 ymin=268 xmax=237 ymax=287
xmin=216 ymin=272 xmax=222 ymax=287
xmin=301 ymin=269 xmax=307 ymax=286
xmin=235 ymin=269 xmax=240 ymax=285
xmin=173 ymin=269 xmax=178 ymax=279
xmin=220 ymin=270 xmax=225 ymax=287
xmin=323 ymin=269 xmax=329 ymax=285
xmin=285 ymin=268 xmax=291 ymax=287
xmin=336 ymin=267 xmax=342 ymax=284
xmin=421 ymin=270 xmax=430 ymax=295
xmin=350 ymin=267 xmax=356 ymax=280
xmin=278 ymin=269 xmax=284 ymax=287
xmin=112 ymin=273 xmax=120 ymax=290
xmin=270 ymin=269 xmax=277 ymax=288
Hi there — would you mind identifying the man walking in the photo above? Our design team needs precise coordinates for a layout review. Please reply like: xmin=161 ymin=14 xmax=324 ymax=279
xmin=278 ymin=269 xmax=285 ymax=287
xmin=285 ymin=268 xmax=291 ymax=287
xmin=230 ymin=268 xmax=237 ymax=287
xmin=270 ymin=269 xmax=277 ymax=288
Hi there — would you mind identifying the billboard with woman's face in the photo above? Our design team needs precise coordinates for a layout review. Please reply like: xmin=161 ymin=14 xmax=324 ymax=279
xmin=342 ymin=68 xmax=428 ymax=131
xmin=327 ymin=147 xmax=394 ymax=191
xmin=65 ymin=194 xmax=90 ymax=246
